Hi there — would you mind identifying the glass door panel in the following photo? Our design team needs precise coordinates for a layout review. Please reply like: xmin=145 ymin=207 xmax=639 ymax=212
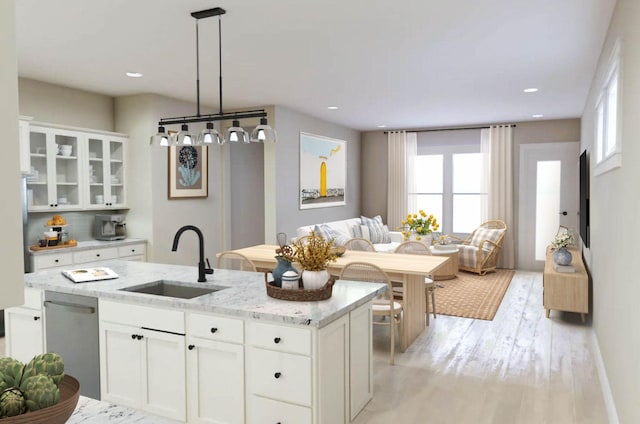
xmin=535 ymin=161 xmax=561 ymax=261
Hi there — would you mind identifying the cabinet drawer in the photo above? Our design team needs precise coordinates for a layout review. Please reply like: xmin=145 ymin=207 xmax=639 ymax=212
xmin=118 ymin=244 xmax=146 ymax=258
xmin=187 ymin=313 xmax=243 ymax=344
xmin=246 ymin=321 xmax=311 ymax=356
xmin=32 ymin=252 xmax=73 ymax=270
xmin=73 ymin=247 xmax=119 ymax=264
xmin=23 ymin=288 xmax=43 ymax=310
xmin=247 ymin=347 xmax=311 ymax=406
xmin=249 ymin=395 xmax=311 ymax=424
xmin=100 ymin=299 xmax=185 ymax=334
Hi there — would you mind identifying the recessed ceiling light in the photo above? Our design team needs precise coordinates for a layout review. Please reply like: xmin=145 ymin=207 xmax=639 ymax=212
xmin=327 ymin=106 xmax=339 ymax=110
xmin=126 ymin=72 xmax=143 ymax=78
xmin=523 ymin=88 xmax=538 ymax=93
xmin=532 ymin=114 xmax=544 ymax=118
xmin=377 ymin=125 xmax=387 ymax=128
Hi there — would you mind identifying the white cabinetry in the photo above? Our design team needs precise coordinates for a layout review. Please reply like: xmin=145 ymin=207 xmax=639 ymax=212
xmin=24 ymin=122 xmax=128 ymax=212
xmin=19 ymin=117 xmax=32 ymax=174
xmin=30 ymin=241 xmax=146 ymax=272
xmin=186 ymin=313 xmax=245 ymax=424
xmin=99 ymin=300 xmax=186 ymax=421
xmin=85 ymin=134 xmax=126 ymax=209
xmin=4 ymin=288 xmax=45 ymax=362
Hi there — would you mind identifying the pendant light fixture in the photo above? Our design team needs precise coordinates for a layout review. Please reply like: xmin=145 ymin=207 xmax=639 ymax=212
xmin=150 ymin=7 xmax=275 ymax=147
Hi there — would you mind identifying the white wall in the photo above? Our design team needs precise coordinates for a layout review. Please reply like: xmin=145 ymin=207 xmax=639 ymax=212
xmin=0 ymin=0 xmax=25 ymax=309
xmin=271 ymin=106 xmax=361 ymax=240
xmin=19 ymin=77 xmax=114 ymax=131
xmin=580 ymin=0 xmax=639 ymax=421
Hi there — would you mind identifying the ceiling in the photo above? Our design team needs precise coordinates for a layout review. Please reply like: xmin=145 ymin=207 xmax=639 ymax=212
xmin=15 ymin=0 xmax=617 ymax=131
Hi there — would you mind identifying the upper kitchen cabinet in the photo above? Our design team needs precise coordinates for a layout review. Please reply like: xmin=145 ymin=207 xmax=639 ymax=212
xmin=26 ymin=125 xmax=82 ymax=211
xmin=85 ymin=135 xmax=127 ymax=209
xmin=23 ymin=122 xmax=128 ymax=212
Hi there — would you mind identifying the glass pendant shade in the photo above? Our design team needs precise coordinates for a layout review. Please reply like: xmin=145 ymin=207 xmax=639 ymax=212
xmin=250 ymin=117 xmax=277 ymax=143
xmin=199 ymin=122 xmax=225 ymax=145
xmin=176 ymin=124 xmax=194 ymax=145
xmin=227 ymin=120 xmax=249 ymax=143
xmin=150 ymin=126 xmax=170 ymax=146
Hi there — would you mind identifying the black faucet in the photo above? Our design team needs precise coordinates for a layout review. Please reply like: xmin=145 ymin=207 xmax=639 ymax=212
xmin=171 ymin=225 xmax=214 ymax=282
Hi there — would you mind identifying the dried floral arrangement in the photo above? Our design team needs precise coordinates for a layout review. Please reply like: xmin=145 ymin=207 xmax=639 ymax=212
xmin=286 ymin=230 xmax=337 ymax=271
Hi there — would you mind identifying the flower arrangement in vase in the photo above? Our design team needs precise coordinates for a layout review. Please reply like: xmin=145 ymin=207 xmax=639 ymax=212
xmin=289 ymin=231 xmax=337 ymax=289
xmin=400 ymin=210 xmax=439 ymax=243
xmin=550 ymin=229 xmax=576 ymax=266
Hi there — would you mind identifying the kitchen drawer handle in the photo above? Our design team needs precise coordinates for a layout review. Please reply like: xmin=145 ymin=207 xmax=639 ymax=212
xmin=188 ymin=344 xmax=195 ymax=350
xmin=131 ymin=334 xmax=136 ymax=339
xmin=33 ymin=316 xmax=40 ymax=321
xmin=44 ymin=301 xmax=95 ymax=314
xmin=210 ymin=327 xmax=218 ymax=334
xmin=274 ymin=372 xmax=281 ymax=379
xmin=274 ymin=337 xmax=281 ymax=344
xmin=96 ymin=253 xmax=100 ymax=257
xmin=136 ymin=335 xmax=143 ymax=340
xmin=54 ymin=259 xmax=59 ymax=263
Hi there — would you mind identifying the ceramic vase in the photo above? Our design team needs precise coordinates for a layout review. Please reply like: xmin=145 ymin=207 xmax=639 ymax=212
xmin=302 ymin=269 xmax=330 ymax=290
xmin=553 ymin=247 xmax=573 ymax=266
xmin=272 ymin=256 xmax=296 ymax=288
xmin=410 ymin=232 xmax=433 ymax=246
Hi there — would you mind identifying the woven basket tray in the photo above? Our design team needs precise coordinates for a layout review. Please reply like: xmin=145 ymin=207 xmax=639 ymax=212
xmin=264 ymin=273 xmax=335 ymax=301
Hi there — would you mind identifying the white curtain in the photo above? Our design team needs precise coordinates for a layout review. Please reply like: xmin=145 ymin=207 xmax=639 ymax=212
xmin=387 ymin=131 xmax=417 ymax=229
xmin=480 ymin=125 xmax=515 ymax=269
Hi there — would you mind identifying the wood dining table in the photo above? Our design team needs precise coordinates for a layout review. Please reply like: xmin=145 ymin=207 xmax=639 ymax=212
xmin=226 ymin=244 xmax=449 ymax=352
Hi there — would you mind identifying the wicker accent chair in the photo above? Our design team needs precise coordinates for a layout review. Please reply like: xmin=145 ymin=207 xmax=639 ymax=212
xmin=343 ymin=237 xmax=376 ymax=252
xmin=339 ymin=262 xmax=402 ymax=365
xmin=393 ymin=241 xmax=437 ymax=326
xmin=448 ymin=220 xmax=507 ymax=275
xmin=216 ymin=251 xmax=257 ymax=272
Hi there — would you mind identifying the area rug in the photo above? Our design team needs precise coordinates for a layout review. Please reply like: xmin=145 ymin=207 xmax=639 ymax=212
xmin=434 ymin=269 xmax=515 ymax=320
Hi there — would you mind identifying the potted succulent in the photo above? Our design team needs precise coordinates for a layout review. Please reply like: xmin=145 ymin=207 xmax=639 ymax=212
xmin=290 ymin=231 xmax=337 ymax=289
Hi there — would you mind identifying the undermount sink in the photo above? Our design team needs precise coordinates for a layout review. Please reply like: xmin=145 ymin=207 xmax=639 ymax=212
xmin=120 ymin=280 xmax=225 ymax=299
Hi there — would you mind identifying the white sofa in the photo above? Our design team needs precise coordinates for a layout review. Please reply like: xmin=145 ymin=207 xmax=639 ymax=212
xmin=295 ymin=217 xmax=403 ymax=253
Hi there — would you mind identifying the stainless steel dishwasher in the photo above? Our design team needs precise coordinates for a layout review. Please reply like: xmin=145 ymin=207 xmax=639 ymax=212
xmin=44 ymin=291 xmax=100 ymax=399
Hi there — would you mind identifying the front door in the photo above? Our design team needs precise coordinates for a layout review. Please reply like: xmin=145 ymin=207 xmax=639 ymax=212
xmin=518 ymin=142 xmax=579 ymax=271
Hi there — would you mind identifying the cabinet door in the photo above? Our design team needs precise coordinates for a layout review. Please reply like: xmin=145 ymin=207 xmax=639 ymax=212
xmin=141 ymin=328 xmax=186 ymax=421
xmin=99 ymin=321 xmax=143 ymax=408
xmin=27 ymin=126 xmax=83 ymax=211
xmin=4 ymin=307 xmax=44 ymax=363
xmin=85 ymin=135 xmax=126 ymax=209
xmin=19 ymin=119 xmax=31 ymax=174
xmin=186 ymin=337 xmax=244 ymax=424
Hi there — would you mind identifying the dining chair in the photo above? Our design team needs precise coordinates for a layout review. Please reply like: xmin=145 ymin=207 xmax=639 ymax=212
xmin=393 ymin=240 xmax=437 ymax=326
xmin=339 ymin=261 xmax=402 ymax=365
xmin=216 ymin=251 xmax=257 ymax=272
xmin=343 ymin=237 xmax=376 ymax=252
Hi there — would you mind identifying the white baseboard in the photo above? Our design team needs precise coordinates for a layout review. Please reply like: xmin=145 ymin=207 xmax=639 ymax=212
xmin=591 ymin=331 xmax=619 ymax=423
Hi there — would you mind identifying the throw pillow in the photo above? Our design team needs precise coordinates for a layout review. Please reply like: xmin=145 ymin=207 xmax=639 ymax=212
xmin=314 ymin=224 xmax=349 ymax=246
xmin=351 ymin=224 xmax=363 ymax=238
xmin=469 ymin=228 xmax=505 ymax=251
xmin=361 ymin=215 xmax=391 ymax=244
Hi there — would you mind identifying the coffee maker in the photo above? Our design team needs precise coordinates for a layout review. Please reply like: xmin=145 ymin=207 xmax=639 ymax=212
xmin=94 ymin=214 xmax=127 ymax=241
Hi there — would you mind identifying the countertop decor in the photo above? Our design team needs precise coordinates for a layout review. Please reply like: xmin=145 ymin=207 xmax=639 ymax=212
xmin=28 ymin=239 xmax=145 ymax=256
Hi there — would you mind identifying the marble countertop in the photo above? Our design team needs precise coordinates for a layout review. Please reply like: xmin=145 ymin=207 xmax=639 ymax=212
xmin=69 ymin=396 xmax=180 ymax=423
xmin=29 ymin=238 xmax=146 ymax=256
xmin=24 ymin=259 xmax=385 ymax=328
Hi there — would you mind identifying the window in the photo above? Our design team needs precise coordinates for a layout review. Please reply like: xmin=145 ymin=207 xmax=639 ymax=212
xmin=594 ymin=39 xmax=622 ymax=175
xmin=408 ymin=132 xmax=484 ymax=236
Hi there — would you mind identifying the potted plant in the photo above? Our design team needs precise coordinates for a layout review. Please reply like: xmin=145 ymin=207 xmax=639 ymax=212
xmin=290 ymin=231 xmax=337 ymax=289
xmin=400 ymin=210 xmax=440 ymax=244
xmin=550 ymin=230 xmax=576 ymax=266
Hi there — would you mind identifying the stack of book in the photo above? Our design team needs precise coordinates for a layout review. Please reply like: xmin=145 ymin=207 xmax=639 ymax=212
xmin=554 ymin=264 xmax=575 ymax=273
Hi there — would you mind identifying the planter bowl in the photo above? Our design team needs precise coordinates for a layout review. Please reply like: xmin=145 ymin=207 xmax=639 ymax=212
xmin=2 ymin=375 xmax=80 ymax=424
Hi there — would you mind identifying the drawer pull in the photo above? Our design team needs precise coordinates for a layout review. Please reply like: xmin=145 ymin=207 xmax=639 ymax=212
xmin=131 ymin=334 xmax=136 ymax=339
xmin=274 ymin=337 xmax=281 ymax=344
xmin=210 ymin=327 xmax=218 ymax=334
xmin=188 ymin=344 xmax=195 ymax=350
xmin=54 ymin=259 xmax=59 ymax=263
xmin=274 ymin=372 xmax=281 ymax=379
xmin=96 ymin=254 xmax=100 ymax=257
xmin=33 ymin=316 xmax=40 ymax=321
xmin=136 ymin=335 xmax=143 ymax=340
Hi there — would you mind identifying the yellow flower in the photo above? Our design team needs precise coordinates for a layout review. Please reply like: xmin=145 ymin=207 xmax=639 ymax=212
xmin=429 ymin=214 xmax=434 ymax=220
xmin=401 ymin=220 xmax=406 ymax=225
xmin=416 ymin=236 xmax=422 ymax=240
xmin=419 ymin=210 xmax=426 ymax=217
xmin=407 ymin=214 xmax=412 ymax=219
xmin=416 ymin=226 xmax=423 ymax=233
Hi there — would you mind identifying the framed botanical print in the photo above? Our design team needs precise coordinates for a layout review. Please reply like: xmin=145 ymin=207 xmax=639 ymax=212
xmin=299 ymin=132 xmax=346 ymax=209
xmin=168 ymin=145 xmax=208 ymax=199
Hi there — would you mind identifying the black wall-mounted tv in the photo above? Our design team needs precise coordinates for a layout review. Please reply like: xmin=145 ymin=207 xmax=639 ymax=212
xmin=579 ymin=150 xmax=589 ymax=247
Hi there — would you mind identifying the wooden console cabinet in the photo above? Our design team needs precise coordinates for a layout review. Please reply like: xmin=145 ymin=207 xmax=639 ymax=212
xmin=543 ymin=247 xmax=588 ymax=322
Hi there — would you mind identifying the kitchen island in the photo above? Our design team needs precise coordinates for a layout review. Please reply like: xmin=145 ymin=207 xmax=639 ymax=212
xmin=18 ymin=259 xmax=385 ymax=424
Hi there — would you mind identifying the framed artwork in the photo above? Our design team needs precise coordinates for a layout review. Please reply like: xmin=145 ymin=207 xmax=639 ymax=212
xmin=299 ymin=132 xmax=346 ymax=209
xmin=168 ymin=145 xmax=208 ymax=199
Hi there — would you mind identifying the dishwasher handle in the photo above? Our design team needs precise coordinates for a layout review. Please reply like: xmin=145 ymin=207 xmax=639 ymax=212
xmin=44 ymin=300 xmax=96 ymax=315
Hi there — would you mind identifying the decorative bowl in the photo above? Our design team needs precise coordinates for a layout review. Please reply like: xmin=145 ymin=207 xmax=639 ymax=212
xmin=2 ymin=375 xmax=80 ymax=424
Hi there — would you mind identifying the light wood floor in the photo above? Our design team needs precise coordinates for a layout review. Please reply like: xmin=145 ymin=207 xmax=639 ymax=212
xmin=353 ymin=270 xmax=609 ymax=424
xmin=0 ymin=271 xmax=609 ymax=423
